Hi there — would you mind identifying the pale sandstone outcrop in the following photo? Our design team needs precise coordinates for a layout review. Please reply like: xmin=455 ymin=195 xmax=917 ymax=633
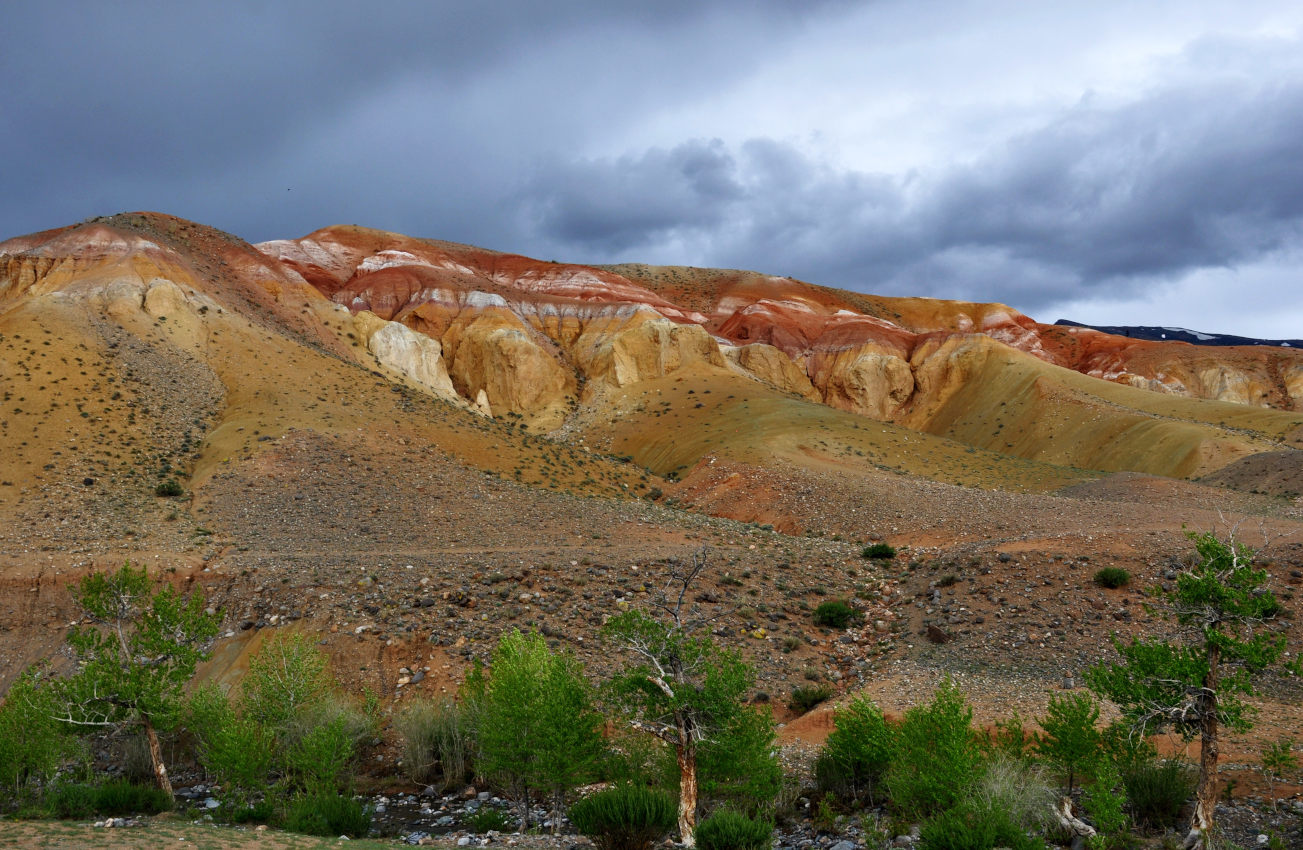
xmin=352 ymin=311 xmax=458 ymax=401
xmin=808 ymin=344 xmax=915 ymax=420
xmin=724 ymin=343 xmax=820 ymax=400
xmin=446 ymin=311 xmax=575 ymax=429
xmin=1285 ymin=365 xmax=1303 ymax=410
xmin=576 ymin=312 xmax=727 ymax=387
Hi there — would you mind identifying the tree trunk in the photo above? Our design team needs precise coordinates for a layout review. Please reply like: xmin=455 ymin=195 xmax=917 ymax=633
xmin=518 ymin=783 xmax=531 ymax=832
xmin=677 ymin=719 xmax=698 ymax=848
xmin=1185 ymin=644 xmax=1221 ymax=850
xmin=143 ymin=716 xmax=174 ymax=798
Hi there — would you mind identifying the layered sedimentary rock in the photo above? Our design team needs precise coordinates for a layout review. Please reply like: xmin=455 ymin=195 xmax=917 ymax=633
xmin=251 ymin=226 xmax=1303 ymax=424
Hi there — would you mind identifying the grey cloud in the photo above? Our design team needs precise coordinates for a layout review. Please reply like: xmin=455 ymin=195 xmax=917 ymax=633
xmin=519 ymin=68 xmax=1303 ymax=312
xmin=0 ymin=0 xmax=846 ymax=241
xmin=521 ymin=140 xmax=742 ymax=252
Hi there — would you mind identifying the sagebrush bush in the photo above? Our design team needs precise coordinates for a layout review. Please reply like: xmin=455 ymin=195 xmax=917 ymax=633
xmin=568 ymin=784 xmax=676 ymax=850
xmin=283 ymin=790 xmax=371 ymax=837
xmin=885 ymin=679 xmax=980 ymax=820
xmin=789 ymin=685 xmax=833 ymax=713
xmin=816 ymin=695 xmax=894 ymax=805
xmin=1093 ymin=567 xmax=1130 ymax=589
xmin=1121 ymin=758 xmax=1196 ymax=829
xmin=862 ymin=543 xmax=897 ymax=560
xmin=813 ymin=599 xmax=859 ymax=629
xmin=695 ymin=809 xmax=773 ymax=850
xmin=398 ymin=698 xmax=474 ymax=788
xmin=153 ymin=479 xmax=184 ymax=497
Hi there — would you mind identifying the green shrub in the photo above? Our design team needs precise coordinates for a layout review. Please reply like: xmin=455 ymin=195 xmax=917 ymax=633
xmin=1120 ymin=758 xmax=1196 ymax=829
xmin=1081 ymin=758 xmax=1128 ymax=840
xmin=283 ymin=790 xmax=372 ymax=838
xmin=94 ymin=779 xmax=173 ymax=816
xmin=398 ymin=698 xmax=475 ymax=788
xmin=978 ymin=712 xmax=1037 ymax=761
xmin=154 ymin=479 xmax=184 ymax=497
xmin=46 ymin=782 xmax=98 ymax=819
xmin=695 ymin=809 xmax=773 ymax=850
xmin=1093 ymin=567 xmax=1130 ymax=589
xmin=862 ymin=543 xmax=897 ymax=560
xmin=467 ymin=807 xmax=515 ymax=833
xmin=285 ymin=710 xmax=357 ymax=793
xmin=242 ymin=633 xmax=334 ymax=732
xmin=816 ymin=696 xmax=894 ymax=805
xmin=813 ymin=600 xmax=860 ymax=629
xmin=568 ymin=784 xmax=677 ymax=850
xmin=186 ymin=684 xmax=275 ymax=808
xmin=918 ymin=801 xmax=1046 ymax=850
xmin=789 ymin=685 xmax=833 ymax=713
xmin=885 ymin=679 xmax=980 ymax=820
xmin=227 ymin=799 xmax=276 ymax=825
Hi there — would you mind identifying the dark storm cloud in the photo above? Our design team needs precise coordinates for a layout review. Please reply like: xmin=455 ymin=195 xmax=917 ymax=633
xmin=520 ymin=70 xmax=1303 ymax=311
xmin=0 ymin=0 xmax=841 ymax=243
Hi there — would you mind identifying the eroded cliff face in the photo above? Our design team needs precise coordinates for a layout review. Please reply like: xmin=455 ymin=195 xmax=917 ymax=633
xmin=249 ymin=226 xmax=1303 ymax=431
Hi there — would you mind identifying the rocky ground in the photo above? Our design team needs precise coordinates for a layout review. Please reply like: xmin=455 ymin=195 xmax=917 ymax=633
xmin=14 ymin=785 xmax=1297 ymax=850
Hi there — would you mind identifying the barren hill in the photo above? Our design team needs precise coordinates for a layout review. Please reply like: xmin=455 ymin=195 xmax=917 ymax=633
xmin=1 ymin=212 xmax=1300 ymax=766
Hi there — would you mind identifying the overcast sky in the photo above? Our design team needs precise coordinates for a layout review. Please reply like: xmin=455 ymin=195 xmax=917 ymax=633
xmin=3 ymin=1 xmax=1302 ymax=338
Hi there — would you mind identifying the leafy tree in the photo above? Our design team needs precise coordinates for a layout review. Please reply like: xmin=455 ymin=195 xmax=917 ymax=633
xmin=0 ymin=668 xmax=80 ymax=803
xmin=604 ymin=551 xmax=757 ymax=847
xmin=477 ymin=628 xmax=604 ymax=830
xmin=242 ymin=632 xmax=333 ymax=732
xmin=697 ymin=702 xmax=781 ymax=815
xmin=1086 ymin=531 xmax=1291 ymax=850
xmin=815 ymin=694 xmax=893 ymax=804
xmin=1035 ymin=691 xmax=1101 ymax=795
xmin=46 ymin=563 xmax=219 ymax=796
xmin=883 ymin=678 xmax=980 ymax=819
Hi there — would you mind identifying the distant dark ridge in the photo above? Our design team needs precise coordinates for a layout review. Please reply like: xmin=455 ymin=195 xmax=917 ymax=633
xmin=1055 ymin=320 xmax=1300 ymax=349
